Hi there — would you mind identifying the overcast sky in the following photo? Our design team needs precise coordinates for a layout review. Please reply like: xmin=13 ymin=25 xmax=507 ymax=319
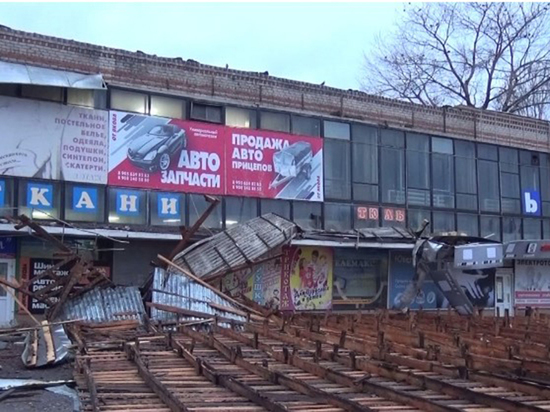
xmin=0 ymin=2 xmax=402 ymax=90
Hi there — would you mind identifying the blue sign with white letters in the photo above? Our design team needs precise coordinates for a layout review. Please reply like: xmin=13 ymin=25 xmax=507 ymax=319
xmin=27 ymin=182 xmax=53 ymax=210
xmin=0 ymin=237 xmax=16 ymax=257
xmin=115 ymin=189 xmax=140 ymax=216
xmin=157 ymin=193 xmax=180 ymax=218
xmin=72 ymin=187 xmax=98 ymax=213
xmin=0 ymin=180 xmax=5 ymax=207
xmin=522 ymin=190 xmax=541 ymax=216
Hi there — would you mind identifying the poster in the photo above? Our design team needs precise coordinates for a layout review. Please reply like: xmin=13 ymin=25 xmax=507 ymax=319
xmin=514 ymin=260 xmax=550 ymax=307
xmin=222 ymin=268 xmax=254 ymax=300
xmin=280 ymin=246 xmax=332 ymax=311
xmin=0 ymin=95 xmax=108 ymax=183
xmin=227 ymin=129 xmax=323 ymax=201
xmin=109 ymin=111 xmax=225 ymax=194
xmin=252 ymin=257 xmax=282 ymax=308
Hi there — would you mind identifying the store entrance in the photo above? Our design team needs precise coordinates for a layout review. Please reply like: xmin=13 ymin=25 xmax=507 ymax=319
xmin=0 ymin=258 xmax=16 ymax=326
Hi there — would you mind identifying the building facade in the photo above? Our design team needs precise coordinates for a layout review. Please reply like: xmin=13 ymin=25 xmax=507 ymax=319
xmin=0 ymin=26 xmax=549 ymax=320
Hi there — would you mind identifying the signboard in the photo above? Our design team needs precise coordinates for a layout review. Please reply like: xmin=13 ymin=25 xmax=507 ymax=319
xmin=26 ymin=258 xmax=72 ymax=314
xmin=108 ymin=111 xmax=324 ymax=201
xmin=356 ymin=205 xmax=405 ymax=224
xmin=514 ymin=260 xmax=550 ymax=307
xmin=252 ymin=257 xmax=282 ymax=308
xmin=280 ymin=246 xmax=332 ymax=311
xmin=0 ymin=96 xmax=108 ymax=183
xmin=522 ymin=190 xmax=541 ymax=216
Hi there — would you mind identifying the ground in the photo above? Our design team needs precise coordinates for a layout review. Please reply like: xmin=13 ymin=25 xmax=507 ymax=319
xmin=0 ymin=340 xmax=75 ymax=412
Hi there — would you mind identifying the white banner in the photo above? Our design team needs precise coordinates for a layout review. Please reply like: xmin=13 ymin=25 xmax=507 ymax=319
xmin=515 ymin=260 xmax=550 ymax=307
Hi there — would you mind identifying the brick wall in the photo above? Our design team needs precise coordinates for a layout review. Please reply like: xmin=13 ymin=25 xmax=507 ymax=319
xmin=1 ymin=25 xmax=550 ymax=151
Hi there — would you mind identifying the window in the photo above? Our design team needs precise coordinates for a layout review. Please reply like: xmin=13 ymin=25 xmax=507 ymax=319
xmin=292 ymin=116 xmax=320 ymax=136
xmin=457 ymin=214 xmax=478 ymax=236
xmin=324 ymin=203 xmax=351 ymax=231
xmin=352 ymin=125 xmax=378 ymax=202
xmin=67 ymin=89 xmax=107 ymax=109
xmin=150 ymin=95 xmax=186 ymax=119
xmin=406 ymin=133 xmax=430 ymax=206
xmin=478 ymin=160 xmax=500 ymax=212
xmin=323 ymin=121 xmax=350 ymax=140
xmin=455 ymin=141 xmax=477 ymax=210
xmin=108 ymin=188 xmax=147 ymax=225
xmin=324 ymin=139 xmax=351 ymax=199
xmin=544 ymin=220 xmax=550 ymax=238
xmin=191 ymin=102 xmax=222 ymax=123
xmin=523 ymin=219 xmax=541 ymax=239
xmin=432 ymin=211 xmax=455 ymax=233
xmin=499 ymin=147 xmax=520 ymax=214
xmin=225 ymin=197 xmax=257 ymax=228
xmin=478 ymin=143 xmax=498 ymax=161
xmin=0 ymin=84 xmax=18 ymax=97
xmin=380 ymin=130 xmax=405 ymax=204
xmin=149 ymin=191 xmax=185 ymax=226
xmin=110 ymin=89 xmax=148 ymax=113
xmin=226 ymin=107 xmax=257 ymax=128
xmin=432 ymin=137 xmax=454 ymax=208
xmin=260 ymin=111 xmax=290 ymax=132
xmin=520 ymin=163 xmax=540 ymax=199
xmin=260 ymin=199 xmax=290 ymax=219
xmin=19 ymin=180 xmax=61 ymax=220
xmin=408 ymin=209 xmax=430 ymax=234
xmin=0 ymin=179 xmax=14 ymax=217
xmin=64 ymin=183 xmax=105 ymax=223
xmin=480 ymin=216 xmax=501 ymax=241
xmin=293 ymin=201 xmax=321 ymax=229
xmin=189 ymin=194 xmax=222 ymax=229
xmin=21 ymin=85 xmax=63 ymax=102
xmin=502 ymin=217 xmax=521 ymax=242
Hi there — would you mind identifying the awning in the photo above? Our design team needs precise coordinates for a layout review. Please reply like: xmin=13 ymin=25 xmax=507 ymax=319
xmin=0 ymin=60 xmax=106 ymax=89
xmin=291 ymin=239 xmax=414 ymax=249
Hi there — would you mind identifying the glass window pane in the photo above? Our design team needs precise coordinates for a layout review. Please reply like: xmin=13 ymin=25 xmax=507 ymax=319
xmin=108 ymin=188 xmax=147 ymax=225
xmin=455 ymin=141 xmax=477 ymax=196
xmin=324 ymin=139 xmax=351 ymax=199
xmin=501 ymin=198 xmax=521 ymax=214
xmin=380 ymin=129 xmax=405 ymax=148
xmin=225 ymin=197 xmax=257 ymax=227
xmin=408 ymin=209 xmax=430 ymax=234
xmin=432 ymin=137 xmax=453 ymax=154
xmin=149 ymin=191 xmax=185 ymax=226
xmin=503 ymin=217 xmax=521 ymax=242
xmin=110 ymin=89 xmax=148 ymax=113
xmin=64 ymin=184 xmax=105 ymax=223
xmin=457 ymin=194 xmax=477 ymax=210
xmin=21 ymin=85 xmax=63 ymax=102
xmin=480 ymin=216 xmax=501 ymax=241
xmin=381 ymin=147 xmax=405 ymax=204
xmin=521 ymin=165 xmax=540 ymax=192
xmin=226 ymin=107 xmax=256 ymax=128
xmin=292 ymin=116 xmax=320 ymax=136
xmin=18 ymin=180 xmax=61 ymax=220
xmin=189 ymin=194 xmax=222 ymax=230
xmin=543 ymin=220 xmax=550 ymax=238
xmin=352 ymin=124 xmax=377 ymax=145
xmin=260 ymin=111 xmax=290 ymax=132
xmin=478 ymin=160 xmax=500 ymax=212
xmin=432 ymin=153 xmax=454 ymax=208
xmin=353 ymin=183 xmax=378 ymax=202
xmin=260 ymin=199 xmax=290 ymax=219
xmin=457 ymin=213 xmax=478 ymax=236
xmin=0 ymin=84 xmax=18 ymax=97
xmin=150 ymin=95 xmax=186 ymax=119
xmin=323 ymin=121 xmax=350 ymax=140
xmin=353 ymin=142 xmax=377 ymax=185
xmin=523 ymin=219 xmax=541 ymax=239
xmin=191 ymin=103 xmax=222 ymax=123
xmin=499 ymin=147 xmax=518 ymax=173
xmin=67 ymin=89 xmax=93 ymax=108
xmin=293 ymin=201 xmax=321 ymax=229
xmin=0 ymin=179 xmax=14 ymax=217
xmin=541 ymin=166 xmax=550 ymax=201
xmin=407 ymin=133 xmax=430 ymax=191
xmin=501 ymin=173 xmax=520 ymax=199
xmin=324 ymin=203 xmax=351 ymax=231
xmin=432 ymin=211 xmax=455 ymax=233
xmin=478 ymin=143 xmax=498 ymax=161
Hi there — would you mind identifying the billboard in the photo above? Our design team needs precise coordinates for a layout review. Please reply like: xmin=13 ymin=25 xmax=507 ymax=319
xmin=0 ymin=96 xmax=108 ymax=184
xmin=108 ymin=111 xmax=323 ymax=201
xmin=280 ymin=246 xmax=332 ymax=311
xmin=514 ymin=260 xmax=550 ymax=307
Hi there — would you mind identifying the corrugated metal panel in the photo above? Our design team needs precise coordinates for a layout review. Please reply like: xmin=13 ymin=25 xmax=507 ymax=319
xmin=55 ymin=287 xmax=145 ymax=324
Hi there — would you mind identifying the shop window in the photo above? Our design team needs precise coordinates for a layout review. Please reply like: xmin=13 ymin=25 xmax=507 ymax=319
xmin=455 ymin=141 xmax=477 ymax=210
xmin=260 ymin=111 xmax=290 ymax=132
xmin=0 ymin=179 xmax=14 ymax=217
xmin=477 ymin=143 xmax=498 ymax=161
xmin=324 ymin=139 xmax=351 ymax=199
xmin=408 ymin=209 xmax=431 ymax=234
xmin=21 ymin=85 xmax=63 ymax=102
xmin=523 ymin=219 xmax=541 ymax=240
xmin=0 ymin=84 xmax=18 ymax=97
xmin=260 ymin=199 xmax=290 ymax=219
xmin=18 ymin=180 xmax=61 ymax=220
xmin=292 ymin=201 xmax=321 ymax=229
xmin=457 ymin=213 xmax=479 ymax=236
xmin=189 ymin=194 xmax=222 ymax=230
xmin=324 ymin=203 xmax=351 ymax=231
xmin=190 ymin=102 xmax=222 ymax=123
xmin=149 ymin=191 xmax=185 ymax=226
xmin=64 ymin=184 xmax=105 ymax=223
xmin=432 ymin=137 xmax=454 ymax=208
xmin=323 ymin=121 xmax=350 ymax=140
xmin=478 ymin=160 xmax=500 ymax=212
xmin=292 ymin=115 xmax=320 ymax=137
xmin=352 ymin=125 xmax=378 ymax=202
xmin=150 ymin=95 xmax=186 ymax=119
xmin=432 ymin=211 xmax=455 ymax=233
xmin=503 ymin=217 xmax=521 ymax=242
xmin=67 ymin=89 xmax=107 ymax=109
xmin=407 ymin=133 xmax=430 ymax=206
xmin=108 ymin=187 xmax=147 ymax=225
xmin=110 ymin=89 xmax=148 ymax=114
xmin=225 ymin=197 xmax=257 ymax=228
xmin=480 ymin=215 xmax=501 ymax=241
xmin=226 ymin=107 xmax=256 ymax=128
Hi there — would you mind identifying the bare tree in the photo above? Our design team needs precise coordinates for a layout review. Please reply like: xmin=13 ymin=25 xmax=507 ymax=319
xmin=362 ymin=3 xmax=550 ymax=119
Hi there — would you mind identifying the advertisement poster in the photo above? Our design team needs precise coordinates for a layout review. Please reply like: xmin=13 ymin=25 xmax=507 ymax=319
xmin=332 ymin=249 xmax=387 ymax=309
xmin=227 ymin=129 xmax=323 ymax=201
xmin=222 ymin=269 xmax=254 ymax=300
xmin=280 ymin=246 xmax=332 ymax=311
xmin=389 ymin=251 xmax=444 ymax=310
xmin=252 ymin=257 xmax=282 ymax=308
xmin=109 ymin=111 xmax=225 ymax=194
xmin=0 ymin=96 xmax=108 ymax=183
xmin=514 ymin=260 xmax=550 ymax=307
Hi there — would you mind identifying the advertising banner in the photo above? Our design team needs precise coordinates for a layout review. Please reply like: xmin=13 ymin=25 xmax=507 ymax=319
xmin=26 ymin=258 xmax=72 ymax=314
xmin=252 ymin=257 xmax=282 ymax=308
xmin=109 ymin=111 xmax=225 ymax=194
xmin=227 ymin=129 xmax=323 ymax=201
xmin=0 ymin=96 xmax=108 ymax=183
xmin=222 ymin=268 xmax=254 ymax=300
xmin=280 ymin=246 xmax=332 ymax=311
xmin=514 ymin=260 xmax=550 ymax=307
